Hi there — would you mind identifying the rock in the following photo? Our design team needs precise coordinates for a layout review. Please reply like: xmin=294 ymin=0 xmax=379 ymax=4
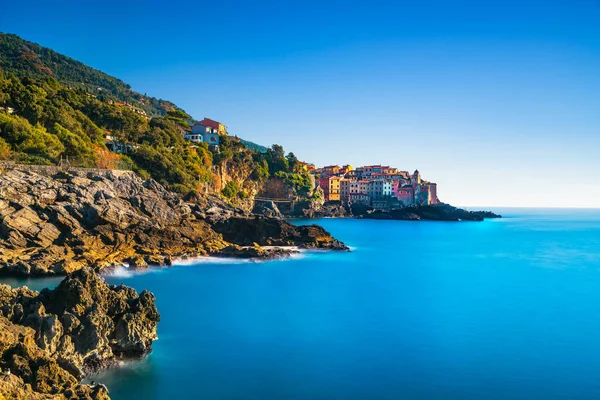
xmin=0 ymin=268 xmax=158 ymax=399
xmin=0 ymin=169 xmax=227 ymax=276
xmin=212 ymin=216 xmax=349 ymax=250
xmin=217 ymin=244 xmax=298 ymax=259
xmin=288 ymin=200 xmax=351 ymax=218
xmin=252 ymin=201 xmax=283 ymax=219
xmin=0 ymin=168 xmax=349 ymax=276
xmin=359 ymin=204 xmax=501 ymax=221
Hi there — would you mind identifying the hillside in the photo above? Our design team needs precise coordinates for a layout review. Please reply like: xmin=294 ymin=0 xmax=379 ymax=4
xmin=0 ymin=33 xmax=315 ymax=205
xmin=0 ymin=32 xmax=179 ymax=117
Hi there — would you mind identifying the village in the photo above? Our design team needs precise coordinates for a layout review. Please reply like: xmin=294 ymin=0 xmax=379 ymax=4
xmin=103 ymin=115 xmax=439 ymax=209
xmin=305 ymin=164 xmax=439 ymax=208
xmin=176 ymin=117 xmax=440 ymax=209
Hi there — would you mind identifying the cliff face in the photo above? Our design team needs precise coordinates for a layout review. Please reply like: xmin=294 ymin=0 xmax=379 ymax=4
xmin=0 ymin=165 xmax=348 ymax=276
xmin=0 ymin=268 xmax=159 ymax=399
xmin=214 ymin=159 xmax=260 ymax=211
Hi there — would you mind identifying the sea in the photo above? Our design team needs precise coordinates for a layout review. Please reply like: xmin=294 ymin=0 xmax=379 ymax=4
xmin=3 ymin=208 xmax=600 ymax=400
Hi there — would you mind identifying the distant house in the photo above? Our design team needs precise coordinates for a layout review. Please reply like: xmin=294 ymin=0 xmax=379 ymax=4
xmin=397 ymin=185 xmax=415 ymax=206
xmin=197 ymin=118 xmax=227 ymax=136
xmin=184 ymin=120 xmax=220 ymax=148
xmin=297 ymin=161 xmax=316 ymax=172
xmin=104 ymin=131 xmax=133 ymax=154
xmin=321 ymin=165 xmax=340 ymax=176
xmin=107 ymin=99 xmax=148 ymax=117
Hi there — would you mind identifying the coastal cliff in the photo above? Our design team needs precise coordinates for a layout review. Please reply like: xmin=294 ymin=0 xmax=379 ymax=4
xmin=0 ymin=165 xmax=348 ymax=276
xmin=0 ymin=268 xmax=159 ymax=399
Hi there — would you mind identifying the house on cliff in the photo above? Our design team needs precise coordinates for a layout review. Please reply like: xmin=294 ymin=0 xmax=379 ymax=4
xmin=184 ymin=117 xmax=224 ymax=149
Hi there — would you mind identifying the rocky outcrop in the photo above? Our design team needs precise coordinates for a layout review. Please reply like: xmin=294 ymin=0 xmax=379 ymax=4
xmin=0 ymin=167 xmax=348 ymax=276
xmin=357 ymin=204 xmax=502 ymax=221
xmin=0 ymin=168 xmax=227 ymax=276
xmin=217 ymin=245 xmax=299 ymax=259
xmin=0 ymin=268 xmax=159 ymax=399
xmin=251 ymin=201 xmax=284 ymax=219
xmin=288 ymin=200 xmax=350 ymax=218
xmin=212 ymin=216 xmax=349 ymax=250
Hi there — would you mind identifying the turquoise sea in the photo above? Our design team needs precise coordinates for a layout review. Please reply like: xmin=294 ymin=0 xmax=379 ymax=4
xmin=4 ymin=208 xmax=600 ymax=399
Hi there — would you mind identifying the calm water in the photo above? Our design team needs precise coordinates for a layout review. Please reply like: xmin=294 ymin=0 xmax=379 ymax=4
xmin=4 ymin=208 xmax=600 ymax=399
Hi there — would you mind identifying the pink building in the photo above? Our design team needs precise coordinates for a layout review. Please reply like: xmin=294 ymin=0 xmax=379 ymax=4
xmin=318 ymin=177 xmax=331 ymax=200
xmin=397 ymin=185 xmax=414 ymax=206
xmin=427 ymin=183 xmax=439 ymax=204
xmin=392 ymin=181 xmax=400 ymax=198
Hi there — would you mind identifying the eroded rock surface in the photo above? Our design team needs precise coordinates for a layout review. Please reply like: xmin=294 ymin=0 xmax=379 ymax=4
xmin=0 ymin=268 xmax=159 ymax=399
xmin=0 ymin=168 xmax=347 ymax=276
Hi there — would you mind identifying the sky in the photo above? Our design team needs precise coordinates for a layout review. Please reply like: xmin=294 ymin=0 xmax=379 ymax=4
xmin=1 ymin=0 xmax=599 ymax=207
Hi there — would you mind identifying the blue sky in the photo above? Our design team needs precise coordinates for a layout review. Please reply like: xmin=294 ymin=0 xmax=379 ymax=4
xmin=2 ymin=0 xmax=599 ymax=207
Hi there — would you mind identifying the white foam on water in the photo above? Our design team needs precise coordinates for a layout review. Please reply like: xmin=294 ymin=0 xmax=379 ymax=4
xmin=101 ymin=264 xmax=163 ymax=278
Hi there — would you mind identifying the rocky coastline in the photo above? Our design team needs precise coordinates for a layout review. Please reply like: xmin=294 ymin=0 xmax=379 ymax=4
xmin=254 ymin=198 xmax=501 ymax=221
xmin=0 ymin=268 xmax=159 ymax=399
xmin=0 ymin=167 xmax=348 ymax=277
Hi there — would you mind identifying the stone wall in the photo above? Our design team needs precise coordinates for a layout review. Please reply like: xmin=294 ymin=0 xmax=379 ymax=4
xmin=0 ymin=161 xmax=135 ymax=179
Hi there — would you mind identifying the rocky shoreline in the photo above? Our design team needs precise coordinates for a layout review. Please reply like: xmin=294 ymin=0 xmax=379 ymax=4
xmin=0 ymin=167 xmax=348 ymax=277
xmin=254 ymin=198 xmax=501 ymax=221
xmin=0 ymin=268 xmax=159 ymax=399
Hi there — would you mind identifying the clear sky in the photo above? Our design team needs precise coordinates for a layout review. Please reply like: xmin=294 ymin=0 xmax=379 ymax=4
xmin=2 ymin=0 xmax=599 ymax=207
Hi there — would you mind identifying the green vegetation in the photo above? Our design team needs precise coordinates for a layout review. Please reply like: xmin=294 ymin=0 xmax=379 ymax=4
xmin=274 ymin=171 xmax=313 ymax=196
xmin=0 ymin=32 xmax=180 ymax=117
xmin=0 ymin=72 xmax=213 ymax=192
xmin=221 ymin=181 xmax=240 ymax=198
xmin=0 ymin=32 xmax=319 ymax=202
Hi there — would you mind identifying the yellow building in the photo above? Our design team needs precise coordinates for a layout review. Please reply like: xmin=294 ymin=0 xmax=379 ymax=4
xmin=329 ymin=176 xmax=341 ymax=201
xmin=340 ymin=164 xmax=354 ymax=175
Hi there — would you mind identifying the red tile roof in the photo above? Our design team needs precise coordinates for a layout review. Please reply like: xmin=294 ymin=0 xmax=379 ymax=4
xmin=196 ymin=118 xmax=221 ymax=130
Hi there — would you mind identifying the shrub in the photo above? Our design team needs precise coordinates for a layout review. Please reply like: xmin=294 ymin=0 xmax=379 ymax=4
xmin=221 ymin=181 xmax=240 ymax=199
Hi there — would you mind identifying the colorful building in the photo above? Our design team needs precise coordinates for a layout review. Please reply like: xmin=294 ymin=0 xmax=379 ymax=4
xmin=340 ymin=178 xmax=352 ymax=202
xmin=368 ymin=180 xmax=393 ymax=200
xmin=187 ymin=123 xmax=220 ymax=146
xmin=339 ymin=164 xmax=354 ymax=175
xmin=297 ymin=161 xmax=316 ymax=172
xmin=321 ymin=165 xmax=341 ymax=176
xmin=328 ymin=176 xmax=341 ymax=201
xmin=349 ymin=193 xmax=370 ymax=205
xmin=318 ymin=176 xmax=331 ymax=200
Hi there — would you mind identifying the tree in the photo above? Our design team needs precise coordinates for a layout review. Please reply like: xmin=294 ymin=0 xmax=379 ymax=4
xmin=166 ymin=109 xmax=190 ymax=119
xmin=252 ymin=158 xmax=270 ymax=183
xmin=286 ymin=152 xmax=298 ymax=172
xmin=266 ymin=144 xmax=288 ymax=174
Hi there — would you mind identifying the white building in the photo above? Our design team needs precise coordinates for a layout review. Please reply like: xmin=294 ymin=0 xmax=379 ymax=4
xmin=183 ymin=124 xmax=220 ymax=146
xmin=368 ymin=180 xmax=392 ymax=199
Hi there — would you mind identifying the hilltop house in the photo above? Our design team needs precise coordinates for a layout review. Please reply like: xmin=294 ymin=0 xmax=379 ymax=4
xmin=197 ymin=118 xmax=227 ymax=136
xmin=184 ymin=118 xmax=223 ymax=148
